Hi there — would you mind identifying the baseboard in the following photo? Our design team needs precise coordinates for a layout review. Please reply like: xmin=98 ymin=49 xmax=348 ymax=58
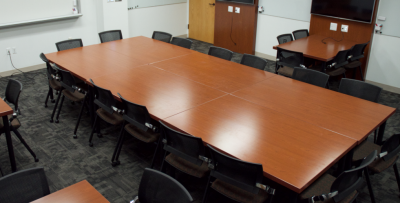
xmin=175 ymin=34 xmax=188 ymax=38
xmin=255 ymin=52 xmax=276 ymax=61
xmin=0 ymin=63 xmax=45 ymax=77
xmin=366 ymin=80 xmax=400 ymax=94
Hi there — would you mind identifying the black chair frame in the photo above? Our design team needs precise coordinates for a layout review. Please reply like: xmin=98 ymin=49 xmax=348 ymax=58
xmin=99 ymin=30 xmax=123 ymax=43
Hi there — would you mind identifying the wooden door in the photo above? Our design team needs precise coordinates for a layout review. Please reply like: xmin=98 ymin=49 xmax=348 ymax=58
xmin=189 ymin=0 xmax=215 ymax=44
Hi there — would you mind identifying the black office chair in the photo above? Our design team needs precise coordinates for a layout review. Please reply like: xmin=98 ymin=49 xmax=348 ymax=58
xmin=111 ymin=93 xmax=160 ymax=166
xmin=299 ymin=150 xmax=377 ymax=203
xmin=0 ymin=79 xmax=38 ymax=163
xmin=208 ymin=46 xmax=233 ymax=61
xmin=292 ymin=29 xmax=309 ymax=40
xmin=88 ymin=79 xmax=123 ymax=147
xmin=0 ymin=167 xmax=49 ymax=203
xmin=292 ymin=67 xmax=329 ymax=88
xmin=40 ymin=53 xmax=61 ymax=108
xmin=132 ymin=168 xmax=193 ymax=203
xmin=240 ymin=54 xmax=268 ymax=71
xmin=277 ymin=34 xmax=293 ymax=44
xmin=99 ymin=30 xmax=123 ymax=43
xmin=157 ymin=121 xmax=210 ymax=179
xmin=311 ymin=49 xmax=351 ymax=79
xmin=344 ymin=42 xmax=369 ymax=81
xmin=203 ymin=145 xmax=275 ymax=203
xmin=171 ymin=37 xmax=193 ymax=49
xmin=276 ymin=47 xmax=305 ymax=77
xmin=152 ymin=31 xmax=173 ymax=43
xmin=338 ymin=78 xmax=382 ymax=103
xmin=352 ymin=134 xmax=400 ymax=203
xmin=55 ymin=39 xmax=83 ymax=51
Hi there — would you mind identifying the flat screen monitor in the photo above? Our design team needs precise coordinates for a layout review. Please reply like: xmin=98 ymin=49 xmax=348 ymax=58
xmin=216 ymin=0 xmax=255 ymax=5
xmin=311 ymin=0 xmax=376 ymax=23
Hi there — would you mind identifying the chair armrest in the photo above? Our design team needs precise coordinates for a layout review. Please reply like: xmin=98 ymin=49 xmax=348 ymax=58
xmin=8 ymin=113 xmax=18 ymax=123
xmin=256 ymin=183 xmax=276 ymax=195
xmin=130 ymin=196 xmax=139 ymax=203
xmin=72 ymin=85 xmax=87 ymax=94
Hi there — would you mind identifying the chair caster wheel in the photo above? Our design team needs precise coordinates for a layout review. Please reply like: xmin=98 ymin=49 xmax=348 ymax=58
xmin=97 ymin=133 xmax=103 ymax=138
xmin=34 ymin=158 xmax=39 ymax=162
xmin=51 ymin=99 xmax=55 ymax=103
xmin=55 ymin=120 xmax=59 ymax=123
xmin=73 ymin=134 xmax=78 ymax=139
xmin=111 ymin=161 xmax=120 ymax=167
xmin=89 ymin=142 xmax=93 ymax=147
xmin=50 ymin=119 xmax=53 ymax=123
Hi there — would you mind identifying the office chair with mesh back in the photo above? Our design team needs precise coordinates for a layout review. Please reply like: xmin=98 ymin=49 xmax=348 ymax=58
xmin=352 ymin=134 xmax=400 ymax=203
xmin=338 ymin=78 xmax=382 ymax=103
xmin=55 ymin=39 xmax=83 ymax=51
xmin=171 ymin=37 xmax=193 ymax=49
xmin=111 ymin=93 xmax=160 ymax=167
xmin=131 ymin=168 xmax=193 ymax=203
xmin=203 ymin=145 xmax=275 ymax=203
xmin=99 ymin=30 xmax=123 ymax=43
xmin=208 ymin=46 xmax=234 ymax=61
xmin=276 ymin=47 xmax=305 ymax=77
xmin=40 ymin=53 xmax=61 ymax=108
xmin=152 ymin=31 xmax=173 ymax=43
xmin=88 ymin=79 xmax=124 ymax=147
xmin=292 ymin=67 xmax=330 ymax=88
xmin=292 ymin=29 xmax=309 ymax=40
xmin=299 ymin=150 xmax=377 ymax=203
xmin=240 ymin=54 xmax=268 ymax=71
xmin=157 ymin=121 xmax=210 ymax=179
xmin=0 ymin=167 xmax=49 ymax=203
xmin=277 ymin=34 xmax=293 ymax=44
xmin=0 ymin=79 xmax=38 ymax=163
xmin=344 ymin=42 xmax=369 ymax=81
xmin=311 ymin=49 xmax=350 ymax=79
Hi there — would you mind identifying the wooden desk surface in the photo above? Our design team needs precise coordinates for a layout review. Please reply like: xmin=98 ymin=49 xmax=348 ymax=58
xmin=273 ymin=35 xmax=357 ymax=62
xmin=152 ymin=52 xmax=276 ymax=93
xmin=233 ymin=76 xmax=396 ymax=143
xmin=164 ymin=95 xmax=357 ymax=193
xmin=0 ymin=99 xmax=13 ymax=117
xmin=31 ymin=180 xmax=109 ymax=203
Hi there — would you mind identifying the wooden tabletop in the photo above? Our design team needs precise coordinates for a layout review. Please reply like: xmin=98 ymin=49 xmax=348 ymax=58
xmin=31 ymin=180 xmax=109 ymax=203
xmin=0 ymin=99 xmax=13 ymax=117
xmin=273 ymin=35 xmax=357 ymax=62
xmin=164 ymin=95 xmax=357 ymax=193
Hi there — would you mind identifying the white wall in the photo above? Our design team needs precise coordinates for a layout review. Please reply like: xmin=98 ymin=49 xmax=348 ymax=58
xmin=101 ymin=0 xmax=130 ymax=38
xmin=128 ymin=3 xmax=188 ymax=38
xmin=366 ymin=34 xmax=400 ymax=89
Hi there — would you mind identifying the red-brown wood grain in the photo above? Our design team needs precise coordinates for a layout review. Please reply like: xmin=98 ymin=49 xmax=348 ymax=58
xmin=0 ymin=100 xmax=13 ymax=117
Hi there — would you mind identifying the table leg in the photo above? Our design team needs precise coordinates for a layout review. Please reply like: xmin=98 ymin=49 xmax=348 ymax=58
xmin=87 ymin=86 xmax=95 ymax=126
xmin=3 ymin=115 xmax=16 ymax=172
xmin=320 ymin=61 xmax=327 ymax=73
xmin=376 ymin=121 xmax=387 ymax=145
xmin=335 ymin=148 xmax=354 ymax=176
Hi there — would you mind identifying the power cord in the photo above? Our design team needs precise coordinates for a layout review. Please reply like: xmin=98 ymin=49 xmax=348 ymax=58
xmin=230 ymin=14 xmax=237 ymax=46
xmin=6 ymin=50 xmax=46 ymax=85
xmin=321 ymin=32 xmax=344 ymax=44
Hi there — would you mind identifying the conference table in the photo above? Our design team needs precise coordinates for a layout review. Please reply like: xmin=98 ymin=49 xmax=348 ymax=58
xmin=0 ymin=99 xmax=16 ymax=172
xmin=45 ymin=36 xmax=395 ymax=195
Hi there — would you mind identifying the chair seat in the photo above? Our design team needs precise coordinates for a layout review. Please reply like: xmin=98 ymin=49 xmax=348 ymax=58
xmin=165 ymin=153 xmax=209 ymax=178
xmin=344 ymin=61 xmax=362 ymax=69
xmin=211 ymin=179 xmax=270 ymax=203
xmin=49 ymin=79 xmax=62 ymax=91
xmin=62 ymin=89 xmax=85 ymax=102
xmin=277 ymin=66 xmax=294 ymax=77
xmin=0 ymin=115 xmax=21 ymax=131
xmin=97 ymin=108 xmax=124 ymax=126
xmin=124 ymin=124 xmax=160 ymax=143
xmin=300 ymin=173 xmax=357 ymax=203
xmin=353 ymin=140 xmax=398 ymax=173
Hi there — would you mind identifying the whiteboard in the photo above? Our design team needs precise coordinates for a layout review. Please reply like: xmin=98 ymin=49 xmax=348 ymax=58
xmin=128 ymin=0 xmax=187 ymax=9
xmin=259 ymin=0 xmax=312 ymax=22
xmin=0 ymin=0 xmax=77 ymax=24
xmin=376 ymin=0 xmax=400 ymax=38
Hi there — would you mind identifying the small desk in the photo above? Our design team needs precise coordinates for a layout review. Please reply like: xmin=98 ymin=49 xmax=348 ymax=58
xmin=31 ymin=180 xmax=109 ymax=203
xmin=0 ymin=99 xmax=16 ymax=172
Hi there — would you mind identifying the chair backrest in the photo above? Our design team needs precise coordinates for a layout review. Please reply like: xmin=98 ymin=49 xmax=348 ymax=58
xmin=208 ymin=145 xmax=264 ymax=194
xmin=55 ymin=39 xmax=83 ymax=51
xmin=338 ymin=78 xmax=382 ymax=103
xmin=277 ymin=34 xmax=293 ymax=44
xmin=276 ymin=47 xmax=304 ymax=68
xmin=57 ymin=67 xmax=77 ymax=93
xmin=138 ymin=168 xmax=193 ymax=203
xmin=381 ymin=134 xmax=400 ymax=161
xmin=0 ymin=167 xmax=50 ymax=203
xmin=152 ymin=31 xmax=173 ymax=43
xmin=292 ymin=29 xmax=309 ymax=40
xmin=5 ymin=79 xmax=22 ymax=112
xmin=40 ymin=53 xmax=57 ymax=80
xmin=348 ymin=42 xmax=369 ymax=61
xmin=208 ymin=46 xmax=233 ymax=61
xmin=160 ymin=121 xmax=206 ymax=166
xmin=171 ymin=37 xmax=193 ymax=49
xmin=292 ymin=68 xmax=329 ymax=88
xmin=118 ymin=93 xmax=153 ymax=132
xmin=99 ymin=30 xmax=123 ymax=43
xmin=240 ymin=54 xmax=268 ymax=71
xmin=90 ymin=79 xmax=115 ymax=114
xmin=330 ymin=49 xmax=351 ymax=68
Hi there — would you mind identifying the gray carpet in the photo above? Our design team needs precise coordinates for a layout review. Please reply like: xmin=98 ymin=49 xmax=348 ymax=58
xmin=0 ymin=39 xmax=398 ymax=203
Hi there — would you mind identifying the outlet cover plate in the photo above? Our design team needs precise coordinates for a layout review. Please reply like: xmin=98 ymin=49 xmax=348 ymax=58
xmin=235 ymin=7 xmax=240 ymax=13
xmin=341 ymin=25 xmax=349 ymax=32
xmin=228 ymin=6 xmax=233 ymax=12
xmin=330 ymin=23 xmax=337 ymax=31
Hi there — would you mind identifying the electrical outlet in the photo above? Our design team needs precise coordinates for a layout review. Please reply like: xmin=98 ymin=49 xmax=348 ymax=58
xmin=228 ymin=6 xmax=233 ymax=12
xmin=341 ymin=25 xmax=349 ymax=32
xmin=235 ymin=7 xmax=240 ymax=13
xmin=330 ymin=23 xmax=337 ymax=31
xmin=6 ymin=48 xmax=10 ymax=55
xmin=12 ymin=47 xmax=16 ymax=54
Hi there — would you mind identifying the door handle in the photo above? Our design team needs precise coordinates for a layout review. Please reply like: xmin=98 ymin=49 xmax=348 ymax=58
xmin=209 ymin=3 xmax=215 ymax=6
